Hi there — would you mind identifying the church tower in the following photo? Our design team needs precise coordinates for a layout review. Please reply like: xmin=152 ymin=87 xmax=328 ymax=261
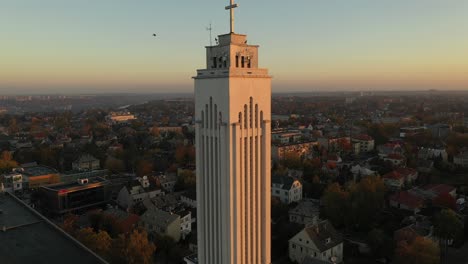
xmin=194 ymin=1 xmax=271 ymax=263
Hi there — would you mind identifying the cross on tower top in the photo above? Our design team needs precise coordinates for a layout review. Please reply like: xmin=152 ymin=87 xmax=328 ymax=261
xmin=225 ymin=0 xmax=238 ymax=33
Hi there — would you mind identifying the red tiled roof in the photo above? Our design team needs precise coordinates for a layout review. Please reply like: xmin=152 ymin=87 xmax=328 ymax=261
xmin=422 ymin=184 xmax=455 ymax=196
xmin=395 ymin=167 xmax=417 ymax=177
xmin=383 ymin=171 xmax=404 ymax=180
xmin=353 ymin=134 xmax=373 ymax=141
xmin=390 ymin=191 xmax=424 ymax=209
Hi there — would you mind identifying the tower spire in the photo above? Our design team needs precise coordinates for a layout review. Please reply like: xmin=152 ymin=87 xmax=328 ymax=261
xmin=225 ymin=0 xmax=238 ymax=33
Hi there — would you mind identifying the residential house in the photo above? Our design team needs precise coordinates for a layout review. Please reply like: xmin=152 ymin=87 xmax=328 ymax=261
xmin=289 ymin=220 xmax=343 ymax=264
xmin=394 ymin=220 xmax=435 ymax=245
xmin=454 ymin=152 xmax=468 ymax=168
xmin=140 ymin=205 xmax=181 ymax=242
xmin=116 ymin=176 xmax=163 ymax=210
xmin=72 ymin=154 xmax=100 ymax=171
xmin=418 ymin=147 xmax=448 ymax=162
xmin=384 ymin=153 xmax=406 ymax=167
xmin=377 ymin=142 xmax=403 ymax=159
xmin=417 ymin=159 xmax=434 ymax=174
xmin=272 ymin=175 xmax=303 ymax=204
xmin=351 ymin=134 xmax=375 ymax=154
xmin=383 ymin=168 xmax=418 ymax=191
xmin=318 ymin=136 xmax=350 ymax=152
xmin=181 ymin=189 xmax=197 ymax=208
xmin=350 ymin=165 xmax=378 ymax=182
xmin=272 ymin=141 xmax=317 ymax=161
xmin=158 ymin=173 xmax=177 ymax=193
xmin=289 ymin=199 xmax=321 ymax=226
xmin=0 ymin=172 xmax=23 ymax=192
xmin=389 ymin=191 xmax=424 ymax=214
xmin=175 ymin=209 xmax=192 ymax=239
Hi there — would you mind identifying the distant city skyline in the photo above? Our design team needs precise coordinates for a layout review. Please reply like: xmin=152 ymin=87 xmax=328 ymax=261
xmin=1 ymin=0 xmax=468 ymax=93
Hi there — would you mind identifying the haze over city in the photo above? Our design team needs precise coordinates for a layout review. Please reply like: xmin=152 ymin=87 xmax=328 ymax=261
xmin=2 ymin=0 xmax=468 ymax=94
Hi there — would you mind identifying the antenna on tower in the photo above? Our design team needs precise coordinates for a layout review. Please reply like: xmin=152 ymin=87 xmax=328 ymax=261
xmin=206 ymin=22 xmax=213 ymax=46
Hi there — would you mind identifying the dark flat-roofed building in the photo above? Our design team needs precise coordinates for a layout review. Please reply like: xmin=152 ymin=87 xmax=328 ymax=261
xmin=40 ymin=177 xmax=111 ymax=215
xmin=0 ymin=191 xmax=106 ymax=264
xmin=20 ymin=163 xmax=60 ymax=189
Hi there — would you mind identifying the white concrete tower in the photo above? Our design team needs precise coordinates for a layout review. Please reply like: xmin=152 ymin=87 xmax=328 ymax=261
xmin=194 ymin=1 xmax=271 ymax=264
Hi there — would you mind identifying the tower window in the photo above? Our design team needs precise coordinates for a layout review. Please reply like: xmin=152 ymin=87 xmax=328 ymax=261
xmin=247 ymin=57 xmax=251 ymax=68
xmin=241 ymin=56 xmax=245 ymax=68
xmin=236 ymin=55 xmax=239 ymax=67
xmin=212 ymin=57 xmax=217 ymax=68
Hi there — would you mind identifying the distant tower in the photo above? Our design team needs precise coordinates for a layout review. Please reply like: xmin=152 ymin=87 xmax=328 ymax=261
xmin=194 ymin=0 xmax=272 ymax=263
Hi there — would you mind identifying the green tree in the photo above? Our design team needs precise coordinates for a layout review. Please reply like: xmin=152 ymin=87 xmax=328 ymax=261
xmin=434 ymin=209 xmax=463 ymax=254
xmin=368 ymin=228 xmax=394 ymax=258
xmin=348 ymin=176 xmax=385 ymax=230
xmin=322 ymin=183 xmax=349 ymax=227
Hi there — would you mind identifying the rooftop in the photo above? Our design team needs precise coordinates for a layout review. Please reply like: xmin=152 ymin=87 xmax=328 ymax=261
xmin=301 ymin=220 xmax=343 ymax=253
xmin=42 ymin=177 xmax=109 ymax=192
xmin=0 ymin=192 xmax=105 ymax=264
xmin=21 ymin=164 xmax=58 ymax=177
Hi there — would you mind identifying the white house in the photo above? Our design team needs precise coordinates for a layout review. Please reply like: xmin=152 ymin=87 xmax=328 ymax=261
xmin=175 ymin=209 xmax=192 ymax=239
xmin=272 ymin=175 xmax=302 ymax=204
xmin=140 ymin=205 xmax=181 ymax=242
xmin=158 ymin=173 xmax=177 ymax=193
xmin=181 ymin=190 xmax=197 ymax=208
xmin=0 ymin=173 xmax=23 ymax=192
xmin=117 ymin=176 xmax=163 ymax=210
xmin=289 ymin=220 xmax=343 ymax=264
xmin=351 ymin=134 xmax=375 ymax=154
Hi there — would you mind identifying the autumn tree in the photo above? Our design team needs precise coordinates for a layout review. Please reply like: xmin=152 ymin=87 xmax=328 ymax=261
xmin=61 ymin=214 xmax=79 ymax=235
xmin=395 ymin=237 xmax=440 ymax=264
xmin=136 ymin=159 xmax=153 ymax=177
xmin=174 ymin=170 xmax=196 ymax=191
xmin=76 ymin=228 xmax=112 ymax=257
xmin=88 ymin=212 xmax=122 ymax=237
xmin=322 ymin=176 xmax=385 ymax=231
xmin=0 ymin=151 xmax=18 ymax=173
xmin=105 ymin=156 xmax=125 ymax=173
xmin=175 ymin=145 xmax=196 ymax=164
xmin=112 ymin=229 xmax=156 ymax=264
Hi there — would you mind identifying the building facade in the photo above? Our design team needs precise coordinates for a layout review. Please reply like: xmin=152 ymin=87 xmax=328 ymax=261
xmin=194 ymin=4 xmax=271 ymax=263
xmin=271 ymin=176 xmax=302 ymax=204
xmin=289 ymin=220 xmax=343 ymax=264
xmin=40 ymin=177 xmax=111 ymax=215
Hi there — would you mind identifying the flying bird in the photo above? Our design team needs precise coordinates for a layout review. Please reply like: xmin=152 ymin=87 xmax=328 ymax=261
xmin=152 ymin=33 xmax=157 ymax=37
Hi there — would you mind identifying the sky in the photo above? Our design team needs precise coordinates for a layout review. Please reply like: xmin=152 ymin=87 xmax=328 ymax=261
xmin=1 ymin=0 xmax=468 ymax=94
